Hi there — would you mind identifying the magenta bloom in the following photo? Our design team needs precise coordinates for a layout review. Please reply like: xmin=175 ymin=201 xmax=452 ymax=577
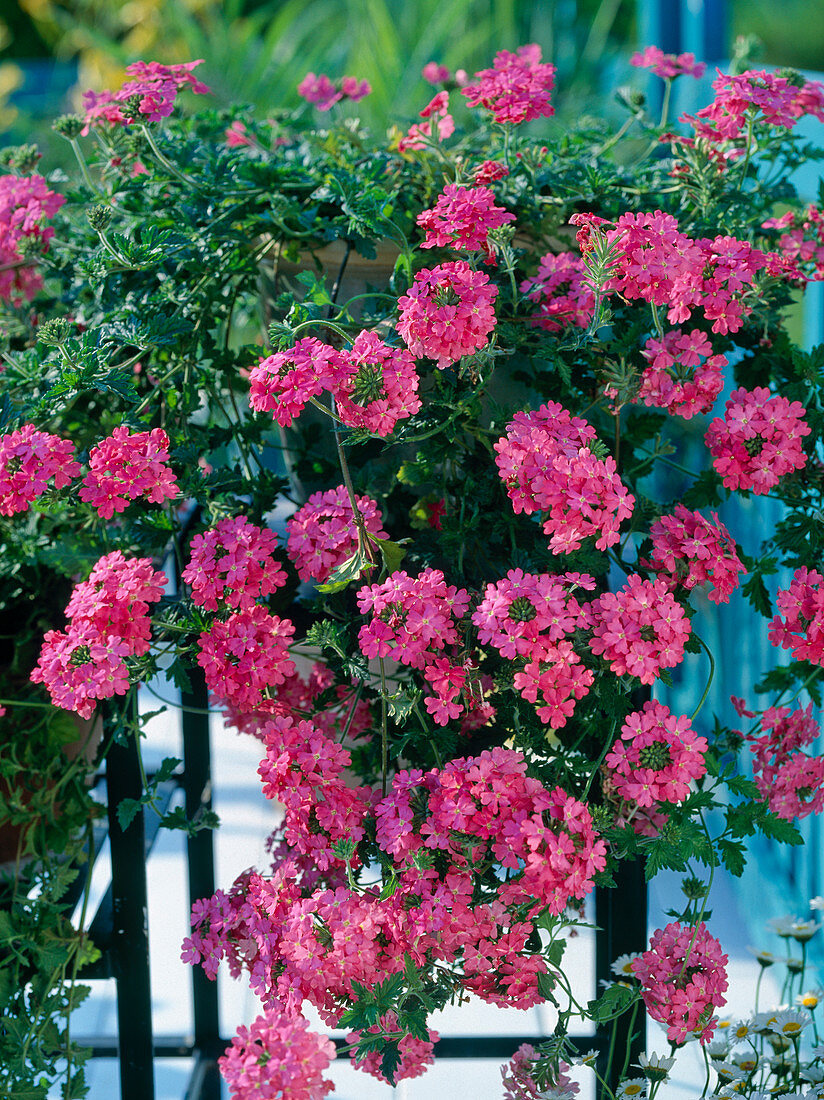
xmin=462 ymin=44 xmax=556 ymax=124
xmin=631 ymin=45 xmax=706 ymax=80
xmin=520 ymin=251 xmax=596 ymax=333
xmin=182 ymin=516 xmax=287 ymax=611
xmin=335 ymin=330 xmax=422 ymax=435
xmin=747 ymin=703 xmax=824 ymax=820
xmin=398 ymin=91 xmax=455 ymax=151
xmin=589 ymin=575 xmax=691 ymax=684
xmin=417 ymin=183 xmax=514 ymax=261
xmin=605 ymin=701 xmax=707 ymax=808
xmin=705 ymin=386 xmax=810 ymax=494
xmin=684 ymin=68 xmax=824 ymax=144
xmin=494 ymin=402 xmax=634 ymax=553
xmin=248 ymin=337 xmax=345 ymax=426
xmin=0 ymin=424 xmax=79 ymax=515
xmin=649 ymin=505 xmax=744 ymax=605
xmin=218 ymin=1009 xmax=335 ymax=1100
xmin=31 ymin=626 xmax=131 ymax=718
xmin=79 ymin=426 xmax=179 ymax=518
xmin=422 ymin=61 xmax=451 ymax=85
xmin=65 ymin=551 xmax=166 ymax=657
xmin=348 ymin=1011 xmax=438 ymax=1082
xmin=635 ymin=328 xmax=726 ymax=419
xmin=396 ymin=260 xmax=497 ymax=368
xmin=0 ymin=174 xmax=65 ymax=302
xmin=82 ymin=59 xmax=209 ymax=132
xmin=632 ymin=921 xmax=728 ymax=1044
xmin=286 ymin=484 xmax=386 ymax=583
xmin=768 ymin=567 xmax=824 ymax=666
xmin=298 ymin=72 xmax=371 ymax=110
xmin=196 ymin=606 xmax=296 ymax=710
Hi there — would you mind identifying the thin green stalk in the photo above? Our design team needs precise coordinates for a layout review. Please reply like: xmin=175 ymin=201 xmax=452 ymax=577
xmin=140 ymin=125 xmax=200 ymax=188
xmin=69 ymin=138 xmax=100 ymax=196
xmin=379 ymin=657 xmax=389 ymax=797
xmin=690 ymin=634 xmax=716 ymax=722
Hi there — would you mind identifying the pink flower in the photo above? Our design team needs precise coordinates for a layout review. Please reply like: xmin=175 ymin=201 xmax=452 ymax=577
xmin=64 ymin=551 xmax=166 ymax=656
xmin=422 ymin=61 xmax=451 ymax=85
xmin=398 ymin=92 xmax=455 ymax=152
xmin=684 ymin=68 xmax=824 ymax=145
xmin=0 ymin=175 xmax=65 ymax=302
xmin=0 ymin=424 xmax=79 ymax=514
xmin=768 ymin=567 xmax=824 ymax=666
xmin=631 ymin=46 xmax=706 ymax=80
xmin=462 ymin=44 xmax=556 ymax=124
xmin=396 ymin=261 xmax=498 ymax=368
xmin=762 ymin=203 xmax=824 ymax=282
xmin=197 ymin=607 xmax=296 ymax=710
xmin=494 ymin=402 xmax=634 ymax=553
xmin=520 ymin=251 xmax=596 ymax=333
xmin=649 ymin=505 xmax=744 ymax=604
xmin=348 ymin=1011 xmax=438 ymax=1082
xmin=218 ymin=1009 xmax=335 ymax=1099
xmin=635 ymin=328 xmax=727 ymax=418
xmin=705 ymin=386 xmax=810 ymax=493
xmin=224 ymin=121 xmax=254 ymax=147
xmin=605 ymin=701 xmax=707 ymax=807
xmin=747 ymin=703 xmax=824 ymax=820
xmin=417 ymin=183 xmax=514 ymax=261
xmin=78 ymin=426 xmax=179 ymax=518
xmin=82 ymin=59 xmax=209 ymax=132
xmin=632 ymin=921 xmax=728 ymax=1044
xmin=335 ymin=330 xmax=422 ymax=435
xmin=589 ymin=575 xmax=691 ymax=684
xmin=286 ymin=484 xmax=387 ymax=583
xmin=298 ymin=72 xmax=370 ymax=110
xmin=248 ymin=337 xmax=345 ymax=426
xmin=182 ymin=516 xmax=287 ymax=611
xmin=31 ymin=625 xmax=131 ymax=718
xmin=502 ymin=1045 xmax=579 ymax=1100
xmin=473 ymin=159 xmax=510 ymax=184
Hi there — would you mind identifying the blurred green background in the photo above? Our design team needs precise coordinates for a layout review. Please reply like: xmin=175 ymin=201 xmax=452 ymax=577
xmin=1 ymin=0 xmax=823 ymax=147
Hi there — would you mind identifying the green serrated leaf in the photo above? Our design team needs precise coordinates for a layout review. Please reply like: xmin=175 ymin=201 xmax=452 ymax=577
xmin=115 ymin=798 xmax=143 ymax=832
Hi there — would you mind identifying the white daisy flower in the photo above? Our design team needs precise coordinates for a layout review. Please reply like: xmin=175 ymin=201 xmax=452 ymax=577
xmin=611 ymin=952 xmax=641 ymax=978
xmin=616 ymin=1079 xmax=647 ymax=1098
xmin=770 ymin=1009 xmax=812 ymax=1038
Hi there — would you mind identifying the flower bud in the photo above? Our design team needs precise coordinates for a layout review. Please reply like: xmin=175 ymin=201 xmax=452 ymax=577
xmin=53 ymin=114 xmax=85 ymax=140
xmin=38 ymin=318 xmax=74 ymax=347
xmin=87 ymin=204 xmax=113 ymax=232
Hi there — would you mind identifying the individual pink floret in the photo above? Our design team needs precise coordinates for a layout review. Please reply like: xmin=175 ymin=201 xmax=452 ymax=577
xmin=218 ymin=1009 xmax=336 ymax=1100
xmin=605 ymin=700 xmax=707 ymax=808
xmin=396 ymin=260 xmax=497 ymax=368
xmin=635 ymin=328 xmax=726 ymax=418
xmin=631 ymin=45 xmax=706 ymax=80
xmin=248 ymin=337 xmax=346 ymax=427
xmin=357 ymin=567 xmax=470 ymax=669
xmin=649 ymin=505 xmax=744 ymax=605
xmin=462 ymin=44 xmax=556 ymax=125
xmin=417 ymin=184 xmax=514 ymax=262
xmin=79 ymin=426 xmax=179 ymax=518
xmin=197 ymin=606 xmax=296 ymax=710
xmin=0 ymin=423 xmax=80 ymax=515
xmin=705 ymin=385 xmax=810 ymax=494
xmin=335 ymin=330 xmax=422 ymax=435
xmin=768 ymin=567 xmax=824 ymax=666
xmin=520 ymin=251 xmax=596 ymax=333
xmin=589 ymin=574 xmax=691 ymax=684
xmin=182 ymin=516 xmax=287 ymax=611
xmin=631 ymin=921 xmax=728 ymax=1044
xmin=286 ymin=484 xmax=386 ymax=583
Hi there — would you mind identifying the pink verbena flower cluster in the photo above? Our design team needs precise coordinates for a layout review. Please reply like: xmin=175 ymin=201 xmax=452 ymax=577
xmin=82 ymin=60 xmax=209 ymax=132
xmin=588 ymin=574 xmax=691 ymax=685
xmin=472 ymin=569 xmax=595 ymax=727
xmin=630 ymin=46 xmax=706 ymax=80
xmin=635 ymin=328 xmax=727 ymax=418
xmin=462 ymin=44 xmax=556 ymax=124
xmin=0 ymin=174 xmax=65 ymax=302
xmin=286 ymin=484 xmax=386 ymax=583
xmin=605 ymin=701 xmax=707 ymax=808
xmin=347 ymin=1012 xmax=438 ymax=1083
xmin=0 ymin=423 xmax=79 ymax=515
xmin=705 ymin=386 xmax=810 ymax=494
xmin=520 ymin=252 xmax=596 ymax=333
xmin=649 ymin=505 xmax=745 ymax=605
xmin=78 ymin=426 xmax=179 ymax=518
xmin=417 ymin=183 xmax=514 ymax=261
xmin=501 ymin=1044 xmax=579 ymax=1100
xmin=421 ymin=62 xmax=467 ymax=87
xmin=297 ymin=72 xmax=371 ymax=111
xmin=357 ymin=567 xmax=469 ymax=669
xmin=249 ymin=331 xmax=420 ymax=436
xmin=768 ymin=567 xmax=824 ymax=666
xmin=746 ymin=703 xmax=824 ymax=821
xmin=31 ymin=552 xmax=166 ymax=718
xmin=574 ymin=210 xmax=768 ymax=335
xmin=196 ymin=606 xmax=296 ymax=711
xmin=218 ymin=1008 xmax=336 ymax=1100
xmin=473 ymin=159 xmax=509 ymax=184
xmin=396 ymin=261 xmax=498 ymax=368
xmin=398 ymin=91 xmax=455 ymax=152
xmin=684 ymin=69 xmax=824 ymax=145
xmin=182 ymin=516 xmax=287 ymax=611
xmin=763 ymin=205 xmax=824 ymax=281
xmin=632 ymin=921 xmax=728 ymax=1044
xmin=494 ymin=402 xmax=635 ymax=553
